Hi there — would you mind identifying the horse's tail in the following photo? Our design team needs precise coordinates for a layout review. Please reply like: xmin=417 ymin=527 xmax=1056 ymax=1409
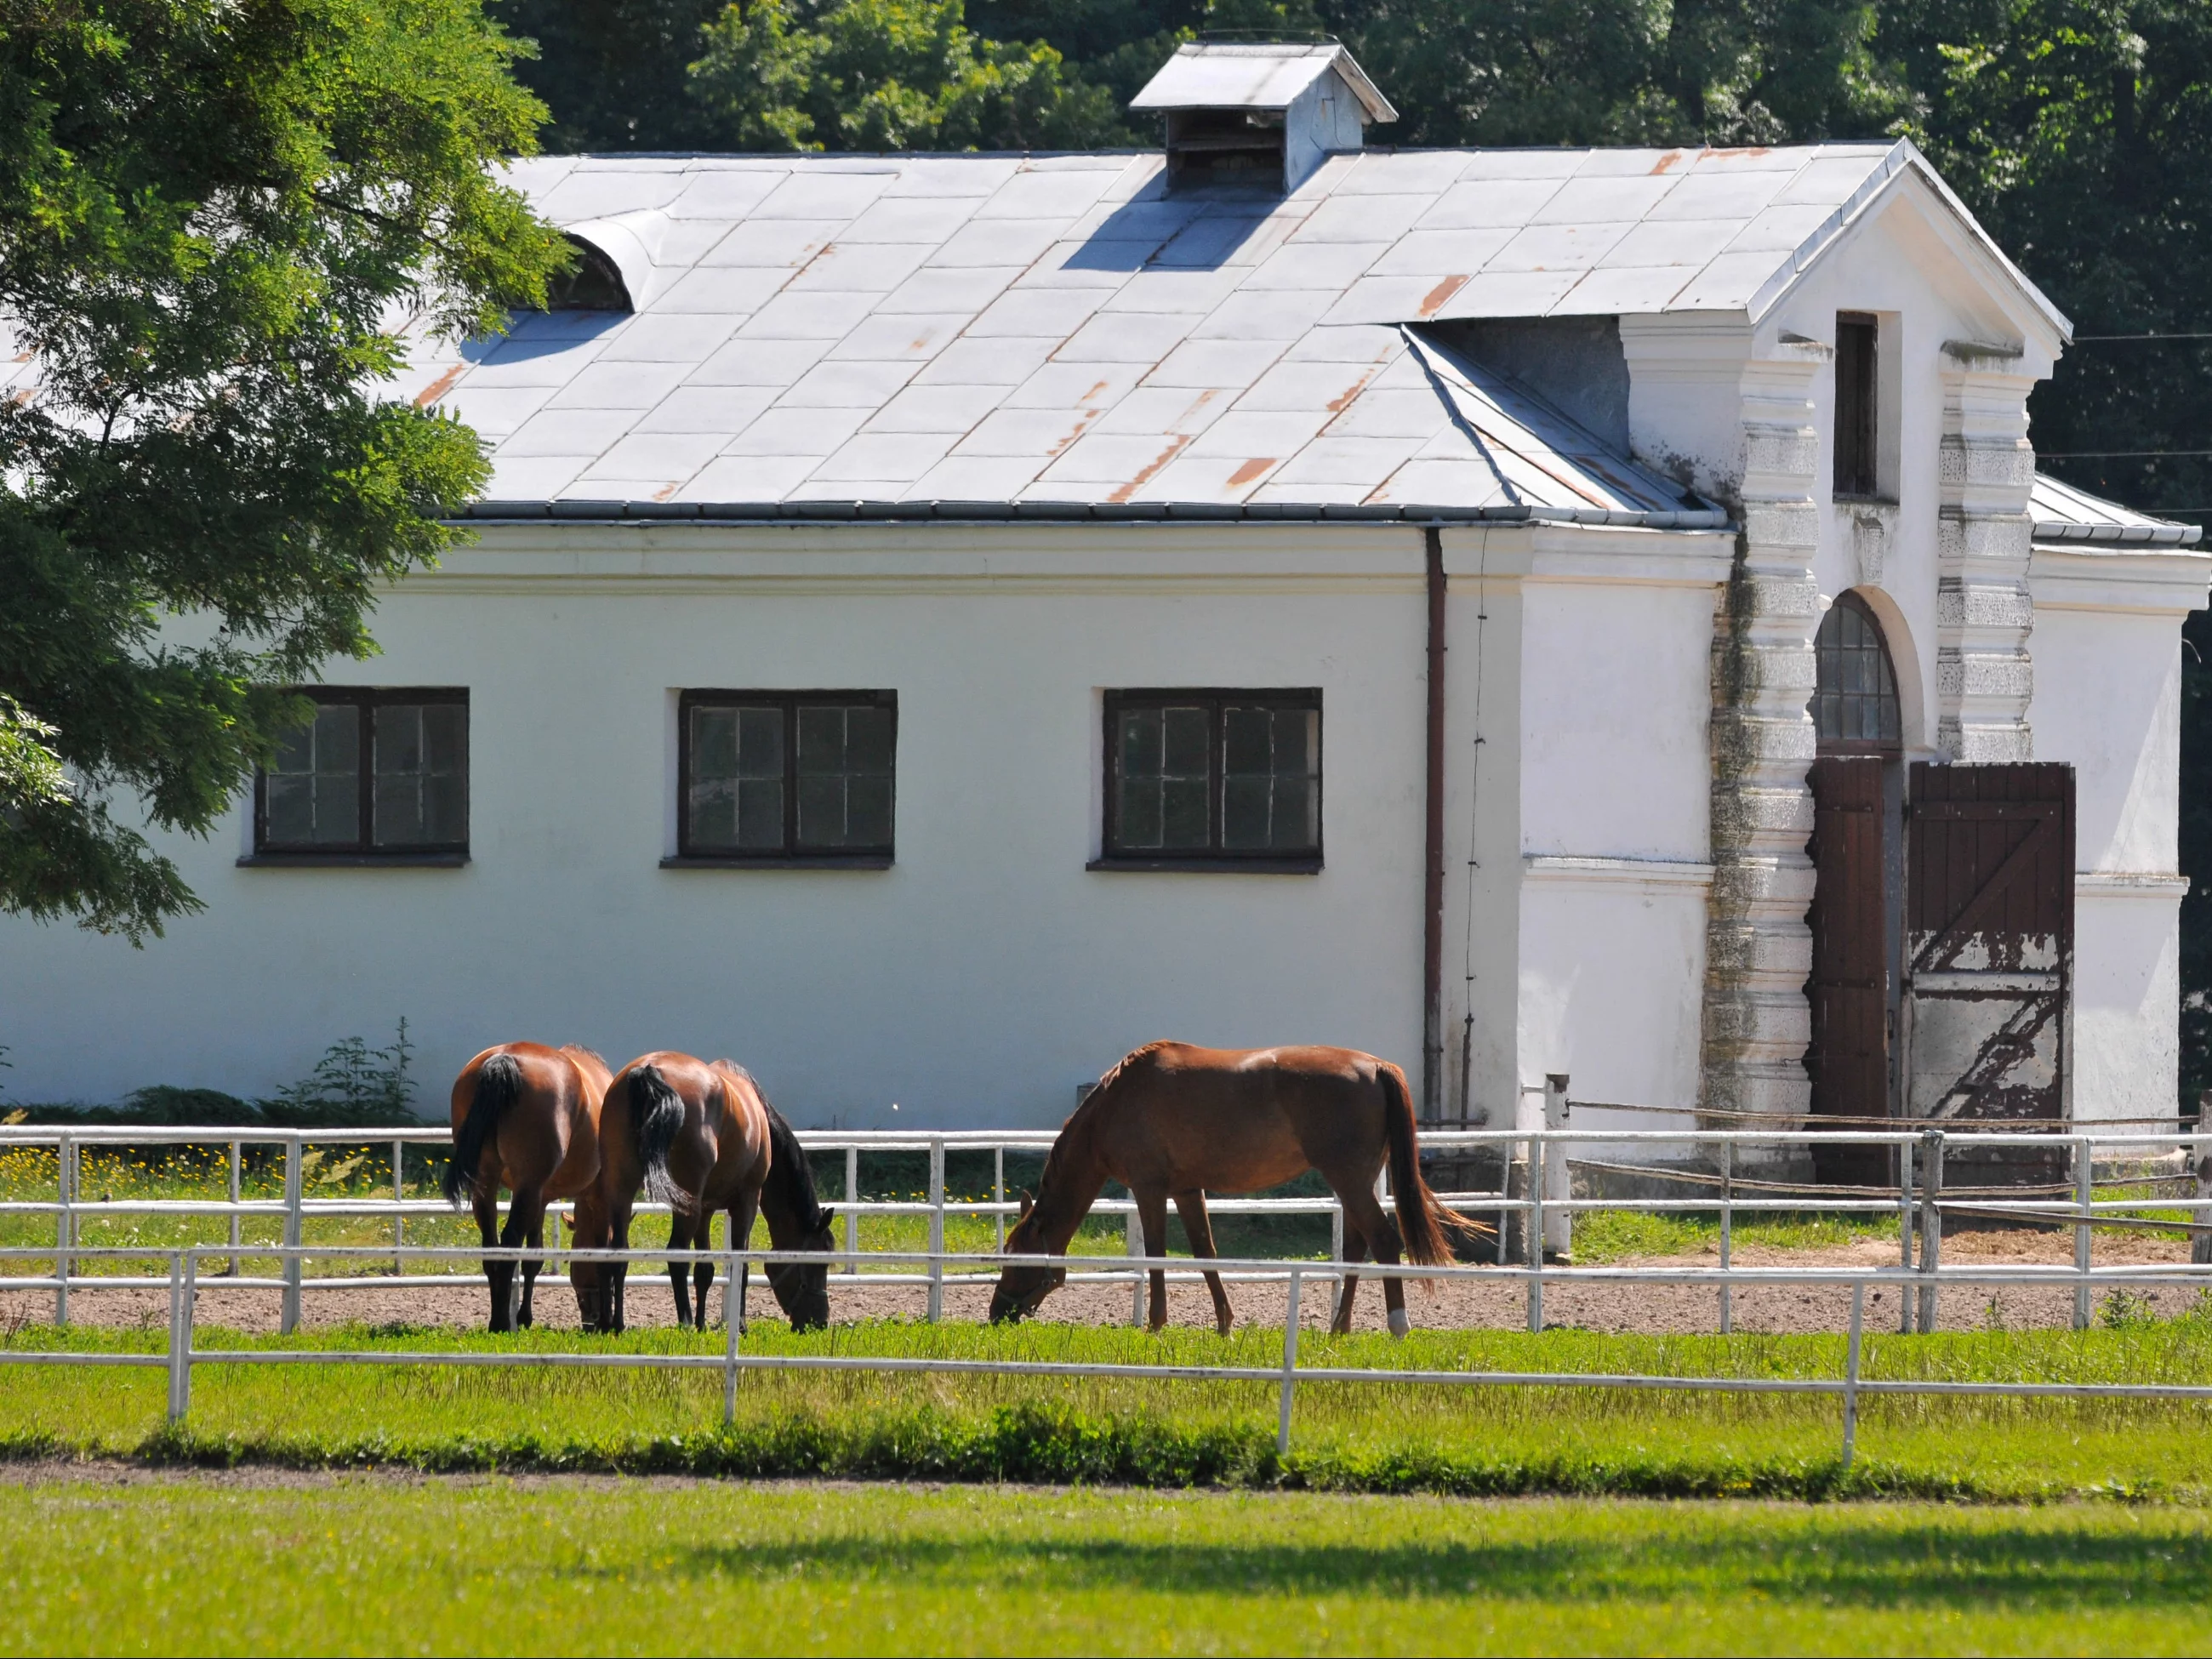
xmin=1380 ymin=1061 xmax=1486 ymax=1266
xmin=445 ymin=1052 xmax=521 ymax=1207
xmin=629 ymin=1063 xmax=688 ymax=1211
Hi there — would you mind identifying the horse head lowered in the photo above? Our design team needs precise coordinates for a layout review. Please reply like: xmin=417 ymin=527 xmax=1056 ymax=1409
xmin=989 ymin=1189 xmax=1070 ymax=1323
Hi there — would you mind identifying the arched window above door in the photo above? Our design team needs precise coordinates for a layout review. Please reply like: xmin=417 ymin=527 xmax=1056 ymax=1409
xmin=1810 ymin=591 xmax=1901 ymax=755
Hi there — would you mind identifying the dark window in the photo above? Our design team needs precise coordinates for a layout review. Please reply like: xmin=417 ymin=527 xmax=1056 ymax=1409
xmin=678 ymin=692 xmax=895 ymax=863
xmin=1810 ymin=592 xmax=1901 ymax=755
xmin=1099 ymin=690 xmax=1321 ymax=869
xmin=545 ymin=236 xmax=630 ymax=311
xmin=1834 ymin=312 xmax=1878 ymax=499
xmin=255 ymin=690 xmax=468 ymax=856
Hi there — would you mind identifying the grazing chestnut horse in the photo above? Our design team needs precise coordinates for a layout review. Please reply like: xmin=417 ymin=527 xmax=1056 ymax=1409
xmin=579 ymin=1052 xmax=836 ymax=1333
xmin=444 ymin=1042 xmax=613 ymax=1332
xmin=990 ymin=1042 xmax=1481 ymax=1337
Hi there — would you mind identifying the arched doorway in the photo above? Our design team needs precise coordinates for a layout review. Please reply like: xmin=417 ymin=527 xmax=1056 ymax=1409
xmin=1805 ymin=592 xmax=1904 ymax=1183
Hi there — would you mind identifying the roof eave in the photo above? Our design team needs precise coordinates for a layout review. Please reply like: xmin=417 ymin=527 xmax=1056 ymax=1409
xmin=2031 ymin=521 xmax=2204 ymax=548
xmin=1741 ymin=140 xmax=2072 ymax=348
xmin=454 ymin=499 xmax=1733 ymax=529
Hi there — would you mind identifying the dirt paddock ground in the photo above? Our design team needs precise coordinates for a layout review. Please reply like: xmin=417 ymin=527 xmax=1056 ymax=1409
xmin=3 ymin=1229 xmax=2198 ymax=1337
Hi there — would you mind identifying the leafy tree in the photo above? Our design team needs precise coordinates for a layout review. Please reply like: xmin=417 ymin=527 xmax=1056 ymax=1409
xmin=0 ymin=0 xmax=569 ymax=942
xmin=490 ymin=0 xmax=731 ymax=150
xmin=690 ymin=0 xmax=1123 ymax=151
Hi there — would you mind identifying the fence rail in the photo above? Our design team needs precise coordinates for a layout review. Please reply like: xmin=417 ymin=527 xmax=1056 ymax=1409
xmin=6 ymin=1243 xmax=2212 ymax=1465
xmin=4 ymin=1116 xmax=2209 ymax=1336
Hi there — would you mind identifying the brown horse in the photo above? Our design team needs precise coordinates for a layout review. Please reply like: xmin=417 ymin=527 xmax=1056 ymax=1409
xmin=579 ymin=1052 xmax=836 ymax=1333
xmin=445 ymin=1042 xmax=613 ymax=1332
xmin=990 ymin=1042 xmax=1481 ymax=1336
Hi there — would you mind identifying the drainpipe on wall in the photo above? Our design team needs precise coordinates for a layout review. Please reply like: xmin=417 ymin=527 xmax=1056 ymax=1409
xmin=1423 ymin=524 xmax=1448 ymax=1120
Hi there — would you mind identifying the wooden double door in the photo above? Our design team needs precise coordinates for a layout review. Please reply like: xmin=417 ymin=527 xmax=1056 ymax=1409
xmin=1805 ymin=760 xmax=2074 ymax=1185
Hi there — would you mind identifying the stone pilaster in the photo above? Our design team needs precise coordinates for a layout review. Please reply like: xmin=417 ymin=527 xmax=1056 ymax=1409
xmin=1936 ymin=343 xmax=2038 ymax=760
xmin=1701 ymin=345 xmax=1824 ymax=1160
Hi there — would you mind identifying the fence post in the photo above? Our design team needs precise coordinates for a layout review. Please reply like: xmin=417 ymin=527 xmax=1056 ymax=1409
xmin=1277 ymin=1268 xmax=1303 ymax=1457
xmin=1718 ymin=1136 xmax=1734 ymax=1336
xmin=845 ymin=1146 xmax=859 ymax=1276
xmin=282 ymin=1136 xmax=304 ymax=1336
xmin=392 ymin=1140 xmax=405 ymax=1276
xmin=1916 ymin=1129 xmax=1943 ymax=1335
xmin=993 ymin=1145 xmax=1006 ymax=1253
xmin=1542 ymin=1074 xmax=1571 ymax=1259
xmin=2195 ymin=1142 xmax=2212 ymax=1268
xmin=723 ymin=1246 xmax=741 ymax=1426
xmin=2073 ymin=1134 xmax=2093 ymax=1331
xmin=1896 ymin=1134 xmax=1915 ymax=1334
xmin=1126 ymin=1204 xmax=1144 ymax=1327
xmin=54 ymin=1132 xmax=72 ymax=1326
xmin=227 ymin=1140 xmax=242 ymax=1278
xmin=1495 ymin=1129 xmax=1510 ymax=1266
xmin=166 ymin=1251 xmax=197 ymax=1425
xmin=926 ymin=1137 xmax=944 ymax=1323
xmin=1840 ymin=1280 xmax=1863 ymax=1469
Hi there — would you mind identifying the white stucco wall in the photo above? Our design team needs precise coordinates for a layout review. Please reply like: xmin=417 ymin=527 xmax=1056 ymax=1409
xmin=0 ymin=522 xmax=1452 ymax=1126
xmin=2028 ymin=547 xmax=2209 ymax=1124
xmin=2 ymin=513 xmax=1750 ymax=1136
xmin=1474 ymin=533 xmax=1731 ymax=1129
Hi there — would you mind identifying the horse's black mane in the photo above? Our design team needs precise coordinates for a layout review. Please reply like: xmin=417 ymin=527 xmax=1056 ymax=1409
xmin=763 ymin=1096 xmax=827 ymax=1229
xmin=704 ymin=1059 xmax=826 ymax=1228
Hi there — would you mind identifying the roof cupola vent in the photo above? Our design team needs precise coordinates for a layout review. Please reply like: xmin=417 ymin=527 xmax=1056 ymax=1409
xmin=1130 ymin=41 xmax=1395 ymax=195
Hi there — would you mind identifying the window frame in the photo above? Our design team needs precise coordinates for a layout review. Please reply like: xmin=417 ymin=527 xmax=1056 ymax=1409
xmin=248 ymin=687 xmax=470 ymax=864
xmin=671 ymin=688 xmax=898 ymax=868
xmin=1093 ymin=687 xmax=1324 ymax=874
xmin=1810 ymin=591 xmax=1903 ymax=758
xmin=1833 ymin=311 xmax=1880 ymax=500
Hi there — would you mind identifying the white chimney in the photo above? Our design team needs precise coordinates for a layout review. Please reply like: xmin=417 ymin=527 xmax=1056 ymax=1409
xmin=1129 ymin=42 xmax=1396 ymax=195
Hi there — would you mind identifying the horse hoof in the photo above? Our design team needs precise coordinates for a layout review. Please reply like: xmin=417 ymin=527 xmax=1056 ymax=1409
xmin=1388 ymin=1308 xmax=1411 ymax=1338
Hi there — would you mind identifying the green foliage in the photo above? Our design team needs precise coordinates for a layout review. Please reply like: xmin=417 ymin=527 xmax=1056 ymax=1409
xmin=265 ymin=1018 xmax=417 ymax=1126
xmin=2098 ymin=1287 xmax=2161 ymax=1330
xmin=487 ymin=0 xmax=728 ymax=150
xmin=5 ymin=1020 xmax=422 ymax=1127
xmin=0 ymin=0 xmax=570 ymax=944
xmin=688 ymin=0 xmax=1123 ymax=151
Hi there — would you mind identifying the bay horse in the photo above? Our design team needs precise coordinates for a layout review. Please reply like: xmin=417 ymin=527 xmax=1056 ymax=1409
xmin=579 ymin=1052 xmax=836 ymax=1333
xmin=990 ymin=1042 xmax=1482 ymax=1337
xmin=444 ymin=1042 xmax=613 ymax=1332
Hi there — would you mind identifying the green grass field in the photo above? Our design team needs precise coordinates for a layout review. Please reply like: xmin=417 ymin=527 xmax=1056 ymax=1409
xmin=9 ymin=1315 xmax=2212 ymax=1653
xmin=3 ymin=1478 xmax=2209 ymax=1656
xmin=6 ymin=1315 xmax=2212 ymax=1499
xmin=9 ymin=1149 xmax=2207 ymax=1655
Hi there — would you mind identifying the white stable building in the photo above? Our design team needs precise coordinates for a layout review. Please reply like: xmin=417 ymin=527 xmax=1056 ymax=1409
xmin=5 ymin=44 xmax=2204 ymax=1163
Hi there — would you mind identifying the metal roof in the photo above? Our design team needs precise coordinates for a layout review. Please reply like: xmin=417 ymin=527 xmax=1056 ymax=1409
xmin=2031 ymin=473 xmax=2203 ymax=547
xmin=1128 ymin=43 xmax=1397 ymax=125
xmin=391 ymin=143 xmax=2055 ymax=519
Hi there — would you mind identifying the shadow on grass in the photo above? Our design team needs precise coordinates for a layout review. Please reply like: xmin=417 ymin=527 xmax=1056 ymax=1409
xmin=666 ymin=1527 xmax=2212 ymax=1606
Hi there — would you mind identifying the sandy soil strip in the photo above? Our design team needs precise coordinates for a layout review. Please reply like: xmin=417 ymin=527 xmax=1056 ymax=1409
xmin=3 ymin=1230 xmax=2197 ymax=1337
